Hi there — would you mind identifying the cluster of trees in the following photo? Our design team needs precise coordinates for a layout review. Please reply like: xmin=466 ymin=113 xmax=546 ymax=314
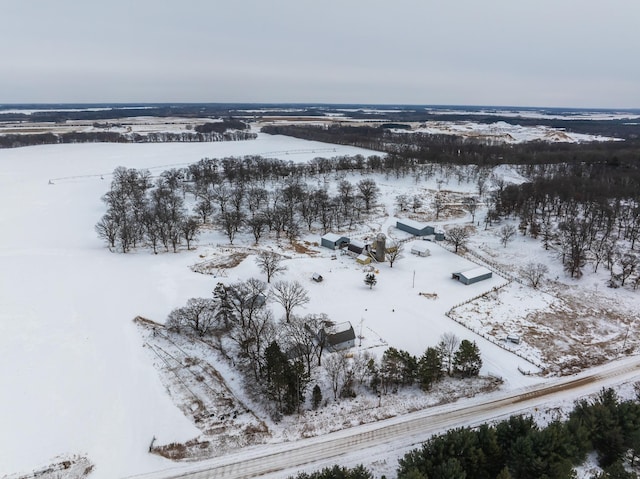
xmin=194 ymin=119 xmax=249 ymax=134
xmin=97 ymin=157 xmax=385 ymax=252
xmin=367 ymin=335 xmax=482 ymax=396
xmin=95 ymin=167 xmax=200 ymax=253
xmin=166 ymin=277 xmax=331 ymax=415
xmin=193 ymin=175 xmax=380 ymax=245
xmin=396 ymin=388 xmax=640 ymax=479
xmin=289 ymin=387 xmax=640 ymax=479
xmin=165 ymin=271 xmax=481 ymax=415
xmin=491 ymin=164 xmax=640 ymax=287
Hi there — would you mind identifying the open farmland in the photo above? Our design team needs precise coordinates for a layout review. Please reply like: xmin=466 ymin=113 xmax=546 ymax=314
xmin=2 ymin=132 xmax=640 ymax=478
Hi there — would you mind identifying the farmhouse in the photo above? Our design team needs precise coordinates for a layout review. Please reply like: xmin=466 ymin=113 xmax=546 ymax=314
xmin=321 ymin=233 xmax=349 ymax=250
xmin=410 ymin=241 xmax=430 ymax=257
xmin=323 ymin=321 xmax=356 ymax=351
xmin=451 ymin=267 xmax=493 ymax=285
xmin=396 ymin=218 xmax=435 ymax=236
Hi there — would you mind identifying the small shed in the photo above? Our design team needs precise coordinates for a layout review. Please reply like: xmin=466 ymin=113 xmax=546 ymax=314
xmin=356 ymin=254 xmax=371 ymax=265
xmin=507 ymin=334 xmax=521 ymax=344
xmin=323 ymin=321 xmax=356 ymax=351
xmin=410 ymin=241 xmax=431 ymax=257
xmin=321 ymin=233 xmax=350 ymax=250
xmin=312 ymin=272 xmax=324 ymax=282
xmin=434 ymin=229 xmax=445 ymax=241
xmin=452 ymin=267 xmax=493 ymax=285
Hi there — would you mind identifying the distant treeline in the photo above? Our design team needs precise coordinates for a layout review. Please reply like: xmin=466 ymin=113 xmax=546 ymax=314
xmin=0 ymin=104 xmax=258 ymax=122
xmin=0 ymin=123 xmax=255 ymax=149
xmin=261 ymin=124 xmax=640 ymax=166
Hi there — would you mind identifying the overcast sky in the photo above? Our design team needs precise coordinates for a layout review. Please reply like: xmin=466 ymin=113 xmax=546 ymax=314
xmin=1 ymin=1 xmax=638 ymax=108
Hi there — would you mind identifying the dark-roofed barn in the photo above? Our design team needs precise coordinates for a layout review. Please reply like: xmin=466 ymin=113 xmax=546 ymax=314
xmin=396 ymin=219 xmax=435 ymax=236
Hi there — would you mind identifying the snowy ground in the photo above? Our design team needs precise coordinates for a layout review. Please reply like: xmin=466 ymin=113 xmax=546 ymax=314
xmin=0 ymin=135 xmax=377 ymax=478
xmin=2 ymin=132 xmax=640 ymax=478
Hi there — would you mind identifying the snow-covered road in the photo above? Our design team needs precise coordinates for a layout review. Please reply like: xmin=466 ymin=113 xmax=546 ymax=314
xmin=126 ymin=355 xmax=640 ymax=479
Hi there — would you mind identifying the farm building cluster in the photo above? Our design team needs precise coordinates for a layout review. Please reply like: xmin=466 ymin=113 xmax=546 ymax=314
xmin=320 ymin=218 xmax=445 ymax=265
xmin=320 ymin=232 xmax=395 ymax=265
xmin=321 ymin=219 xmax=493 ymax=286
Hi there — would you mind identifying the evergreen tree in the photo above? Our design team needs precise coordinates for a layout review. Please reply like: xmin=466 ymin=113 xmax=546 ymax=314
xmin=453 ymin=340 xmax=482 ymax=377
xmin=289 ymin=464 xmax=373 ymax=479
xmin=495 ymin=467 xmax=512 ymax=479
xmin=312 ymin=384 xmax=322 ymax=410
xmin=431 ymin=458 xmax=466 ymax=479
xmin=417 ymin=347 xmax=443 ymax=390
xmin=212 ymin=282 xmax=234 ymax=329
xmin=380 ymin=348 xmax=417 ymax=392
xmin=364 ymin=273 xmax=377 ymax=289
xmin=263 ymin=341 xmax=308 ymax=415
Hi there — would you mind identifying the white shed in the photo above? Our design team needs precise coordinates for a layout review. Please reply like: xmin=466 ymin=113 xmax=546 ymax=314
xmin=410 ymin=241 xmax=431 ymax=257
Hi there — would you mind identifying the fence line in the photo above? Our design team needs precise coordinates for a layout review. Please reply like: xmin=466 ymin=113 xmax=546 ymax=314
xmin=433 ymin=240 xmax=544 ymax=372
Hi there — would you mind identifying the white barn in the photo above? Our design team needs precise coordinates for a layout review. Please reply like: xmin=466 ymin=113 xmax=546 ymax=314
xmin=452 ymin=267 xmax=493 ymax=285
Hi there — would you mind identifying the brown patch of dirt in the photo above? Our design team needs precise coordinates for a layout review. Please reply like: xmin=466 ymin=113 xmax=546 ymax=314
xmin=191 ymin=248 xmax=252 ymax=275
xmin=289 ymin=240 xmax=319 ymax=256
xmin=136 ymin=321 xmax=271 ymax=461
xmin=4 ymin=456 xmax=94 ymax=479
xmin=522 ymin=293 xmax=635 ymax=374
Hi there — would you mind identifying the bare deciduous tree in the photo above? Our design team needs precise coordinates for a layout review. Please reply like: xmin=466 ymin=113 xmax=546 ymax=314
xmin=283 ymin=314 xmax=329 ymax=376
xmin=463 ymin=197 xmax=478 ymax=223
xmin=617 ymin=252 xmax=639 ymax=287
xmin=520 ymin=262 xmax=549 ymax=289
xmin=166 ymin=297 xmax=218 ymax=337
xmin=411 ymin=195 xmax=423 ymax=213
xmin=386 ymin=241 xmax=403 ymax=268
xmin=497 ymin=224 xmax=517 ymax=248
xmin=271 ymin=280 xmax=310 ymax=322
xmin=437 ymin=332 xmax=459 ymax=376
xmin=255 ymin=251 xmax=287 ymax=283
xmin=247 ymin=214 xmax=267 ymax=245
xmin=395 ymin=194 xmax=409 ymax=212
xmin=351 ymin=350 xmax=373 ymax=385
xmin=180 ymin=217 xmax=200 ymax=250
xmin=447 ymin=226 xmax=471 ymax=253
xmin=323 ymin=352 xmax=348 ymax=400
xmin=432 ymin=194 xmax=444 ymax=220
xmin=219 ymin=210 xmax=244 ymax=244
xmin=357 ymin=178 xmax=379 ymax=211
xmin=95 ymin=214 xmax=118 ymax=250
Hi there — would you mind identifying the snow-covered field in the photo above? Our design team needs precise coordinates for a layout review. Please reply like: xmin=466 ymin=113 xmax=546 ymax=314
xmin=2 ymin=132 xmax=639 ymax=478
xmin=0 ymin=135 xmax=378 ymax=478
